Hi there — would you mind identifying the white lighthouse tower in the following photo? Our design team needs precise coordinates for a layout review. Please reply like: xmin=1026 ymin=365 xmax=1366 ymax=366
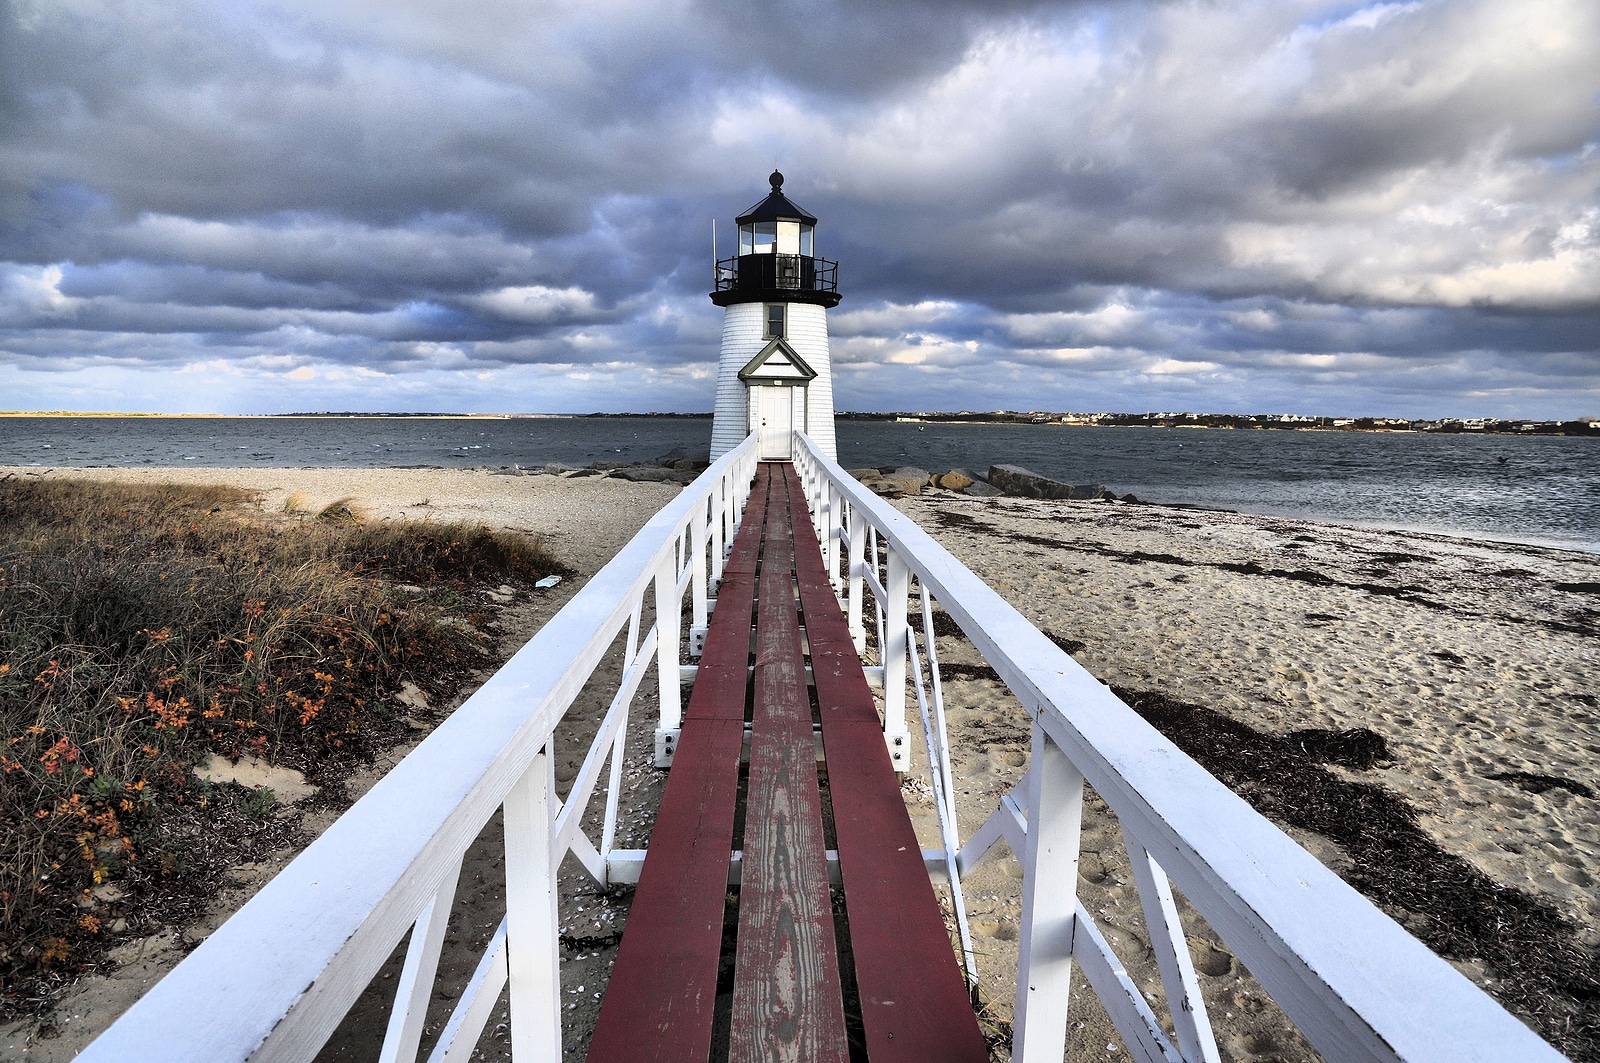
xmin=709 ymin=171 xmax=841 ymax=461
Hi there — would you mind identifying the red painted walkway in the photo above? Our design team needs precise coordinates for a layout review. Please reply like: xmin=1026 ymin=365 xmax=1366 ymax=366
xmin=587 ymin=464 xmax=988 ymax=1063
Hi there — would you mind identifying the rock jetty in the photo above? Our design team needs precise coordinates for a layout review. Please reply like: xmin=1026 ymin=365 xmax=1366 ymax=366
xmin=987 ymin=464 xmax=1115 ymax=501
xmin=500 ymin=455 xmax=1141 ymax=503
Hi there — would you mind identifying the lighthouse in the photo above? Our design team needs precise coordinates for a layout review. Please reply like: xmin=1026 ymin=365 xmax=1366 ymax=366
xmin=709 ymin=171 xmax=841 ymax=461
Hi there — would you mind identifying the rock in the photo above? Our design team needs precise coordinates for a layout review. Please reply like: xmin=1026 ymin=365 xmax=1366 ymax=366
xmin=846 ymin=468 xmax=881 ymax=480
xmin=1120 ymin=493 xmax=1142 ymax=504
xmin=988 ymin=464 xmax=1105 ymax=500
xmin=868 ymin=480 xmax=905 ymax=498
xmin=963 ymin=481 xmax=1003 ymax=497
xmin=935 ymin=470 xmax=974 ymax=491
xmin=656 ymin=447 xmax=710 ymax=468
xmin=612 ymin=466 xmax=675 ymax=482
xmin=883 ymin=466 xmax=932 ymax=494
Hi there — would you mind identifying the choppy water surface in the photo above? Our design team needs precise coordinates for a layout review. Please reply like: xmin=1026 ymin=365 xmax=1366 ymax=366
xmin=3 ymin=416 xmax=1596 ymax=552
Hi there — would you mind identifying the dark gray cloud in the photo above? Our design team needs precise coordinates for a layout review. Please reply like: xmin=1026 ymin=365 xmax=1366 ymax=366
xmin=0 ymin=0 xmax=1596 ymax=416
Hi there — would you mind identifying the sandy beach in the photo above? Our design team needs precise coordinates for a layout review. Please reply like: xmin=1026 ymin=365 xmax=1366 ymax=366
xmin=894 ymin=490 xmax=1600 ymax=1061
xmin=2 ymin=465 xmax=1594 ymax=1061
xmin=899 ymin=491 xmax=1600 ymax=932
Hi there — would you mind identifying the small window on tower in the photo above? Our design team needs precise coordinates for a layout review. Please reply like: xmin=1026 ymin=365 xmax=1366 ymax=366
xmin=766 ymin=304 xmax=786 ymax=339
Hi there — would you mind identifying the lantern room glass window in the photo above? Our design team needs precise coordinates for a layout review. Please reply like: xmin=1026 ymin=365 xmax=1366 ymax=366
xmin=739 ymin=222 xmax=815 ymax=256
xmin=776 ymin=221 xmax=800 ymax=255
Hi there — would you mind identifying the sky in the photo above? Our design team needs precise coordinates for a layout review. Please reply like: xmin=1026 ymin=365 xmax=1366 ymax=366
xmin=0 ymin=0 xmax=1596 ymax=419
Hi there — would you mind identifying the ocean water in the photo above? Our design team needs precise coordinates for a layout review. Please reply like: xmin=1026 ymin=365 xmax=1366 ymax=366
xmin=2 ymin=416 xmax=1596 ymax=553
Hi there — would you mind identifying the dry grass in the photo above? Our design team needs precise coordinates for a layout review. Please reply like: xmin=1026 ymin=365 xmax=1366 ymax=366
xmin=0 ymin=477 xmax=560 ymax=1015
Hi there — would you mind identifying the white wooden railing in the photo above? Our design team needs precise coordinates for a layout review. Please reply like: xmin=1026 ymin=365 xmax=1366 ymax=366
xmin=79 ymin=437 xmax=761 ymax=1063
xmin=791 ymin=430 xmax=1567 ymax=1063
xmin=79 ymin=431 xmax=1568 ymax=1063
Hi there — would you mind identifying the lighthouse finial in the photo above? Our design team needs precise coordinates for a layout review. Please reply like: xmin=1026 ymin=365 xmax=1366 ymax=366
xmin=769 ymin=169 xmax=784 ymax=192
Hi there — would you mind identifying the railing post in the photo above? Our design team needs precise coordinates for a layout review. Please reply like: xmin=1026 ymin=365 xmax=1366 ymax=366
xmin=807 ymin=464 xmax=819 ymax=539
xmin=847 ymin=504 xmax=866 ymax=653
xmin=690 ymin=497 xmax=709 ymax=657
xmin=736 ymin=454 xmax=751 ymax=526
xmin=654 ymin=555 xmax=682 ymax=767
xmin=504 ymin=749 xmax=561 ymax=1063
xmin=722 ymin=470 xmax=735 ymax=565
xmin=826 ymin=481 xmax=842 ymax=595
xmin=883 ymin=545 xmax=911 ymax=772
xmin=1014 ymin=722 xmax=1084 ymax=1063
xmin=711 ymin=473 xmax=727 ymax=591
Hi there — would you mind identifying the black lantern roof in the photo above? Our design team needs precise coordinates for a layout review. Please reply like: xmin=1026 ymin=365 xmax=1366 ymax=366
xmin=735 ymin=170 xmax=818 ymax=225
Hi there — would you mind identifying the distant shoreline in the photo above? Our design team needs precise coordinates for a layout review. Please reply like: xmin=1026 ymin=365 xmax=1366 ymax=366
xmin=2 ymin=410 xmax=1595 ymax=436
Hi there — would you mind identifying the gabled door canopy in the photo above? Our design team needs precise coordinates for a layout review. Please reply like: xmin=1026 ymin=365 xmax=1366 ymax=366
xmin=738 ymin=338 xmax=817 ymax=385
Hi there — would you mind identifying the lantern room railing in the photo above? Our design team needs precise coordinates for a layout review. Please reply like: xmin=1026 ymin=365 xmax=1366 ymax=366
xmin=714 ymin=253 xmax=837 ymax=295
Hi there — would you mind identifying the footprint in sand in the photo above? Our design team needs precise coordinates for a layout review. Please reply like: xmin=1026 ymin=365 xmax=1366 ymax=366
xmin=1195 ymin=944 xmax=1235 ymax=977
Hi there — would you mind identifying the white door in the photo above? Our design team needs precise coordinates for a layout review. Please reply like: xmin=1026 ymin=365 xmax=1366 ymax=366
xmin=756 ymin=386 xmax=793 ymax=459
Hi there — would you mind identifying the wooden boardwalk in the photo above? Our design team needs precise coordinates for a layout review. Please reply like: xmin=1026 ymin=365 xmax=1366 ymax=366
xmin=588 ymin=463 xmax=988 ymax=1063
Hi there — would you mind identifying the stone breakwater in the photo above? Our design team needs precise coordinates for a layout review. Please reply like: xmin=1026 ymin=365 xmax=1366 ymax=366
xmin=850 ymin=463 xmax=1143 ymax=503
xmin=506 ymin=451 xmax=1147 ymax=505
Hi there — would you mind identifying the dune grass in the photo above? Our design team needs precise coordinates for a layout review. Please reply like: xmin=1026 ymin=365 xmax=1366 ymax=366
xmin=0 ymin=477 xmax=560 ymax=1014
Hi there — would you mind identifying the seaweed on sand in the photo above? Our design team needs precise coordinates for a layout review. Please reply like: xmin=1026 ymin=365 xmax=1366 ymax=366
xmin=1119 ymin=688 xmax=1600 ymax=1061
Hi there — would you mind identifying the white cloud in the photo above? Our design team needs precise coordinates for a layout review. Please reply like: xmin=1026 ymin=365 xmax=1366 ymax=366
xmin=1144 ymin=357 xmax=1221 ymax=376
xmin=0 ymin=265 xmax=82 ymax=324
xmin=468 ymin=284 xmax=599 ymax=323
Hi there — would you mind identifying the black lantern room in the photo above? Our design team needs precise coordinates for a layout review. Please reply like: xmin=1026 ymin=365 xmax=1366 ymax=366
xmin=711 ymin=171 xmax=841 ymax=309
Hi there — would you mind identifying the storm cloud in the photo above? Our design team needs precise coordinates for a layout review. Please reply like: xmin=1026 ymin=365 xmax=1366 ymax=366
xmin=1 ymin=0 xmax=1596 ymax=416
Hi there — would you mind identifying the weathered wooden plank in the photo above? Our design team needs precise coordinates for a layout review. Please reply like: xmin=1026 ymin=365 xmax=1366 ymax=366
xmin=730 ymin=468 xmax=848 ymax=1063
xmin=783 ymin=466 xmax=990 ymax=1063
xmin=584 ymin=717 xmax=745 ymax=1063
xmin=585 ymin=468 xmax=770 ymax=1063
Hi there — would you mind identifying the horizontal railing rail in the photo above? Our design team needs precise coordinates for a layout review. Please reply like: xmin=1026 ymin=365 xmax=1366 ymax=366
xmin=791 ymin=430 xmax=1567 ymax=1063
xmin=79 ymin=437 xmax=762 ymax=1063
xmin=713 ymin=252 xmax=838 ymax=294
